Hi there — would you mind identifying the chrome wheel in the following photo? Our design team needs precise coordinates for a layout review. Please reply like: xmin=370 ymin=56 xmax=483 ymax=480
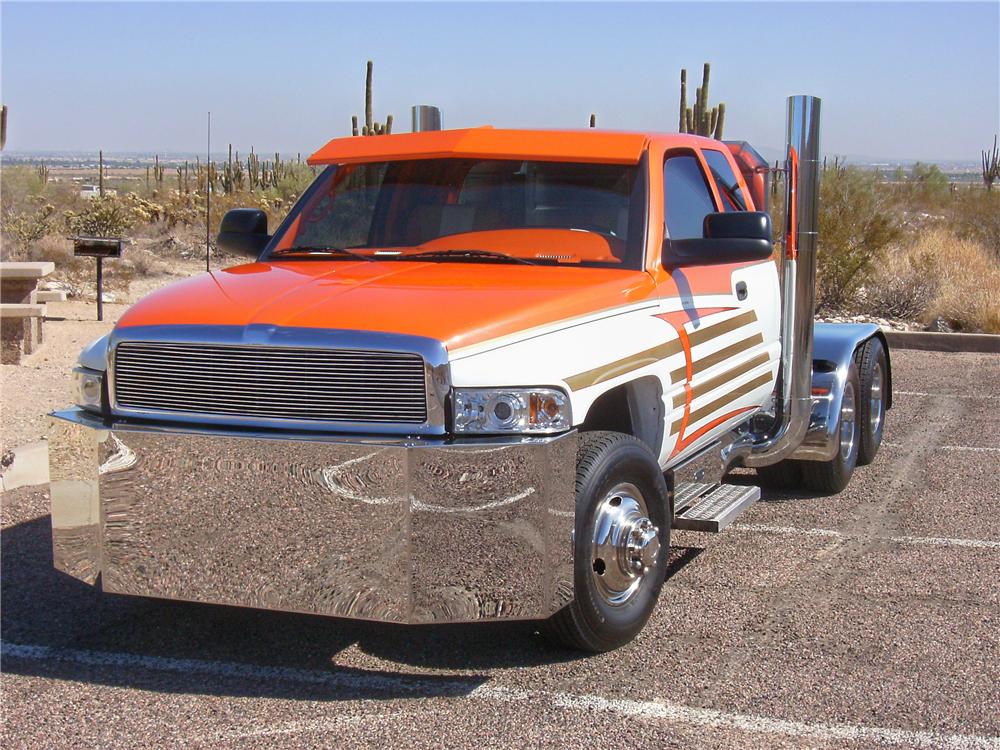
xmin=869 ymin=365 xmax=884 ymax=435
xmin=839 ymin=381 xmax=857 ymax=461
xmin=590 ymin=482 xmax=660 ymax=607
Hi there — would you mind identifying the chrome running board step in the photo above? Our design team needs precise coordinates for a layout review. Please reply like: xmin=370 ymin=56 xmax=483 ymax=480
xmin=672 ymin=482 xmax=760 ymax=533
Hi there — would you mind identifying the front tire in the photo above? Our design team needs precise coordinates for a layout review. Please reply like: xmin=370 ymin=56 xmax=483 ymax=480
xmin=541 ymin=431 xmax=670 ymax=653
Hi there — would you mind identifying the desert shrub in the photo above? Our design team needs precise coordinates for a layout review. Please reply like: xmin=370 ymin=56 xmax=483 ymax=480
xmin=273 ymin=163 xmax=318 ymax=203
xmin=0 ymin=165 xmax=47 ymax=214
xmin=907 ymin=162 xmax=950 ymax=206
xmin=124 ymin=247 xmax=164 ymax=276
xmin=864 ymin=228 xmax=1000 ymax=332
xmin=120 ymin=193 xmax=164 ymax=224
xmin=859 ymin=241 xmax=939 ymax=320
xmin=0 ymin=202 xmax=55 ymax=255
xmin=64 ymin=196 xmax=134 ymax=238
xmin=946 ymin=188 xmax=1000 ymax=260
xmin=816 ymin=165 xmax=903 ymax=311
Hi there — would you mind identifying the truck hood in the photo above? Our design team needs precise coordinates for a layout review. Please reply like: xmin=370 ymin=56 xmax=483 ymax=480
xmin=116 ymin=260 xmax=656 ymax=352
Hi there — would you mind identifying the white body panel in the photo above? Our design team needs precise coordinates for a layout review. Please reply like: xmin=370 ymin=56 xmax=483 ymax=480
xmin=450 ymin=260 xmax=780 ymax=470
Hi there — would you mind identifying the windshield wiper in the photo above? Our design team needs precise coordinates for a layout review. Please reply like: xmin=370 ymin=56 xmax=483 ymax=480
xmin=407 ymin=249 xmax=537 ymax=265
xmin=271 ymin=246 xmax=375 ymax=261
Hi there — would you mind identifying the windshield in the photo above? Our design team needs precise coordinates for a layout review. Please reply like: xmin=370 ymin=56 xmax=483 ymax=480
xmin=265 ymin=158 xmax=647 ymax=268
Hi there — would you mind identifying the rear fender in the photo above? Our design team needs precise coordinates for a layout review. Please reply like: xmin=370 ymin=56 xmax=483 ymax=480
xmin=791 ymin=323 xmax=891 ymax=461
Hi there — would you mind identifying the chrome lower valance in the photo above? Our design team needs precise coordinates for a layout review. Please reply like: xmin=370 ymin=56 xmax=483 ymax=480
xmin=49 ymin=409 xmax=576 ymax=624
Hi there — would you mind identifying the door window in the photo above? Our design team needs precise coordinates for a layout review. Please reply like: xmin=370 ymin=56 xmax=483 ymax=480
xmin=663 ymin=154 xmax=717 ymax=240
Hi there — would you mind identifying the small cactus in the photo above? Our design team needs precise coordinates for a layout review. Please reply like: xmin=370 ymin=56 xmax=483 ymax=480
xmin=983 ymin=134 xmax=999 ymax=191
xmin=590 ymin=113 xmax=596 ymax=128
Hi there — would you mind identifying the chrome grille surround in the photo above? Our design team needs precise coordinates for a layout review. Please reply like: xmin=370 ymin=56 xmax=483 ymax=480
xmin=108 ymin=325 xmax=450 ymax=435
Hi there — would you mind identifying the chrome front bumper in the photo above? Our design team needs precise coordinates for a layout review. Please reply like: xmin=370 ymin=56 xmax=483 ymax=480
xmin=49 ymin=409 xmax=576 ymax=624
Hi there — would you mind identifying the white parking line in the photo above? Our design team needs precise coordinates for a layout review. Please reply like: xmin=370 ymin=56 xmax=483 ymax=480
xmin=894 ymin=391 xmax=1000 ymax=399
xmin=732 ymin=524 xmax=1000 ymax=549
xmin=3 ymin=642 xmax=998 ymax=749
xmin=882 ymin=441 xmax=1000 ymax=453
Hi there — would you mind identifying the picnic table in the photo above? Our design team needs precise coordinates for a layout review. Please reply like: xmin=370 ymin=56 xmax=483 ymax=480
xmin=1 ymin=262 xmax=55 ymax=364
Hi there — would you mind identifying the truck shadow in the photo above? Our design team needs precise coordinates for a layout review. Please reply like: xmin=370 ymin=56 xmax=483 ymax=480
xmin=6 ymin=512 xmax=680 ymax=700
xmin=726 ymin=470 xmax=820 ymax=502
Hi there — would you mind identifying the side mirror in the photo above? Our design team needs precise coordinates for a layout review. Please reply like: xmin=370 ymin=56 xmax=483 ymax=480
xmin=663 ymin=211 xmax=773 ymax=266
xmin=217 ymin=209 xmax=270 ymax=257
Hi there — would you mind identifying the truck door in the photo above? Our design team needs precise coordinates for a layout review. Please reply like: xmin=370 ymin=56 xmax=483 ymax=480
xmin=657 ymin=148 xmax=780 ymax=464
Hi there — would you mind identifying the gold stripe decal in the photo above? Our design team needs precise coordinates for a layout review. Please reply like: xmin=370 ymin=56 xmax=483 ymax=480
xmin=564 ymin=309 xmax=758 ymax=392
xmin=686 ymin=309 xmax=756 ymax=347
xmin=670 ymin=371 xmax=773 ymax=435
xmin=672 ymin=352 xmax=770 ymax=410
xmin=670 ymin=333 xmax=765 ymax=384
xmin=565 ymin=339 xmax=683 ymax=391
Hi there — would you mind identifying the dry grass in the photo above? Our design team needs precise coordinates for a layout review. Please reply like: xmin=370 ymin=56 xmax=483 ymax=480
xmin=863 ymin=227 xmax=1000 ymax=333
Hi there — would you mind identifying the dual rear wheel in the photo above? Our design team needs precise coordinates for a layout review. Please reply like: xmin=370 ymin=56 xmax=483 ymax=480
xmin=758 ymin=337 xmax=888 ymax=494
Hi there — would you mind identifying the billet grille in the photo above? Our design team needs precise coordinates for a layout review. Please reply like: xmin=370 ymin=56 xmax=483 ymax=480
xmin=113 ymin=342 xmax=428 ymax=424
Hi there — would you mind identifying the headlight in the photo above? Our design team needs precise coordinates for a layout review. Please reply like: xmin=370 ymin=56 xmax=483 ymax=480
xmin=452 ymin=387 xmax=571 ymax=435
xmin=73 ymin=367 xmax=104 ymax=413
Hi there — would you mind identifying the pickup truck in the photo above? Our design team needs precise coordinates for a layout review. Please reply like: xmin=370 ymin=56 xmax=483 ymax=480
xmin=49 ymin=96 xmax=890 ymax=652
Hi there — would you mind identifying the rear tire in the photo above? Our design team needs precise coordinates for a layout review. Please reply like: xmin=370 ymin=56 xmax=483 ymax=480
xmin=801 ymin=364 xmax=861 ymax=495
xmin=541 ymin=431 xmax=670 ymax=653
xmin=854 ymin=337 xmax=887 ymax=465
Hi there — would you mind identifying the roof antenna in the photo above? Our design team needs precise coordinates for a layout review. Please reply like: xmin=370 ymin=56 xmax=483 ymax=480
xmin=206 ymin=111 xmax=211 ymax=272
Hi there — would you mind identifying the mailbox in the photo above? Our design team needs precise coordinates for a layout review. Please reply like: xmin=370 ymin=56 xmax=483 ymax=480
xmin=74 ymin=237 xmax=124 ymax=258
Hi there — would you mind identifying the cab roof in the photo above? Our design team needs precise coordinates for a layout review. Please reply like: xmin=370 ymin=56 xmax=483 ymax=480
xmin=307 ymin=127 xmax=656 ymax=166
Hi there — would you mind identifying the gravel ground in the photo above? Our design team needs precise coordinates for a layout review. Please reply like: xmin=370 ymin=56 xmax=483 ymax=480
xmin=2 ymin=347 xmax=999 ymax=749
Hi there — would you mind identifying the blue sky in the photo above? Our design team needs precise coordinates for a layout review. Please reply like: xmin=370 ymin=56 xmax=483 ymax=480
xmin=2 ymin=2 xmax=997 ymax=162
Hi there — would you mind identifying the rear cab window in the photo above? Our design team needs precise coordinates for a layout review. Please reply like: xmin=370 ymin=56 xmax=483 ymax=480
xmin=702 ymin=149 xmax=747 ymax=211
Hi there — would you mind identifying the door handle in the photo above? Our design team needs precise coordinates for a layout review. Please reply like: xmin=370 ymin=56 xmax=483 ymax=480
xmin=736 ymin=281 xmax=748 ymax=301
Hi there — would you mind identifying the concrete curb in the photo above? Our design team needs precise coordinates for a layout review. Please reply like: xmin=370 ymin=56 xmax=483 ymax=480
xmin=881 ymin=328 xmax=1000 ymax=354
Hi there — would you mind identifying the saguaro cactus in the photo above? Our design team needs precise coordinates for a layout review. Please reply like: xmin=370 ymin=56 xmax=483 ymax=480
xmin=0 ymin=105 xmax=7 ymax=151
xmin=152 ymin=155 xmax=164 ymax=188
xmin=983 ymin=134 xmax=999 ymax=191
xmin=99 ymin=150 xmax=105 ymax=197
xmin=678 ymin=63 xmax=726 ymax=140
xmin=590 ymin=113 xmax=596 ymax=128
xmin=247 ymin=148 xmax=260 ymax=191
xmin=351 ymin=60 xmax=393 ymax=136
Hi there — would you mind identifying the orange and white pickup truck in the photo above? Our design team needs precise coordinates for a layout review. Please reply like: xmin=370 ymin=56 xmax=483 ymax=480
xmin=50 ymin=96 xmax=890 ymax=652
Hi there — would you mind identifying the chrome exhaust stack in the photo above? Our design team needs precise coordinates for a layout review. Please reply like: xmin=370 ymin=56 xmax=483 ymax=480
xmin=411 ymin=105 xmax=443 ymax=132
xmin=742 ymin=95 xmax=821 ymax=468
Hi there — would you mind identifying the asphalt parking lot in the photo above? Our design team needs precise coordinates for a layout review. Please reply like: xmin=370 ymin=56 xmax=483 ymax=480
xmin=2 ymin=347 xmax=998 ymax=749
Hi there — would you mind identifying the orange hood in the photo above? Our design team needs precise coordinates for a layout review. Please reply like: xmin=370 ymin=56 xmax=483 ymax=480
xmin=117 ymin=261 xmax=656 ymax=351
